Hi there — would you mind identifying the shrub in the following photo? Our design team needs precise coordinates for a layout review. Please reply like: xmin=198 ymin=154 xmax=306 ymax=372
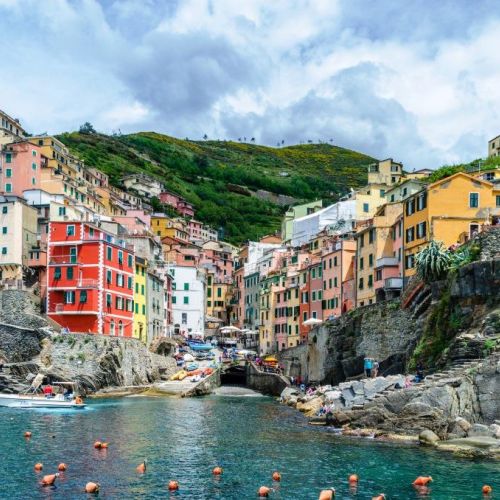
xmin=416 ymin=240 xmax=452 ymax=283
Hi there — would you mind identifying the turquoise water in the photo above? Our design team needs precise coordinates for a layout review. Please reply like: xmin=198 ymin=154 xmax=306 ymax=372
xmin=0 ymin=393 xmax=497 ymax=499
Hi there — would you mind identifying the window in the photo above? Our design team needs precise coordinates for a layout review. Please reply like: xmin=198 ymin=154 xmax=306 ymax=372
xmin=110 ymin=320 xmax=115 ymax=336
xmin=5 ymin=153 xmax=12 ymax=163
xmin=416 ymin=221 xmax=427 ymax=239
xmin=334 ymin=277 xmax=338 ymax=287
xmin=116 ymin=296 xmax=123 ymax=310
xmin=118 ymin=321 xmax=123 ymax=336
xmin=1 ymin=246 xmax=6 ymax=255
xmin=469 ymin=192 xmax=479 ymax=208
xmin=207 ymin=288 xmax=212 ymax=298
xmin=118 ymin=250 xmax=123 ymax=264
xmin=406 ymin=227 xmax=415 ymax=243
xmin=5 ymin=168 xmax=11 ymax=178
xmin=359 ymin=234 xmax=365 ymax=248
xmin=369 ymin=228 xmax=375 ymax=243
xmin=66 ymin=225 xmax=75 ymax=236
xmin=496 ymin=195 xmax=500 ymax=207
xmin=183 ymin=283 xmax=189 ymax=291
xmin=312 ymin=291 xmax=316 ymax=301
xmin=183 ymin=296 xmax=189 ymax=304
xmin=417 ymin=193 xmax=427 ymax=211
xmin=116 ymin=274 xmax=124 ymax=287
xmin=135 ymin=303 xmax=139 ymax=314
xmin=142 ymin=304 xmax=146 ymax=315
xmin=66 ymin=267 xmax=74 ymax=279
xmin=380 ymin=189 xmax=385 ymax=197
xmin=106 ymin=270 xmax=112 ymax=284
xmin=58 ymin=207 xmax=66 ymax=216
xmin=106 ymin=294 xmax=112 ymax=307
xmin=405 ymin=254 xmax=415 ymax=269
xmin=390 ymin=194 xmax=395 ymax=202
xmin=32 ymin=150 xmax=36 ymax=157
xmin=363 ymin=203 xmax=369 ymax=213
xmin=181 ymin=312 xmax=187 ymax=324
xmin=368 ymin=275 xmax=373 ymax=288
xmin=368 ymin=254 xmax=373 ymax=267
xmin=1 ymin=227 xmax=6 ymax=234
xmin=334 ymin=256 xmax=338 ymax=266
xmin=217 ymin=287 xmax=222 ymax=297
xmin=127 ymin=254 xmax=133 ymax=267
xmin=406 ymin=198 xmax=416 ymax=216
xmin=359 ymin=257 xmax=364 ymax=270
xmin=359 ymin=277 xmax=364 ymax=289
xmin=141 ymin=284 xmax=145 ymax=295
xmin=65 ymin=291 xmax=75 ymax=304
xmin=376 ymin=269 xmax=382 ymax=281
xmin=80 ymin=290 xmax=87 ymax=303
xmin=32 ymin=162 xmax=37 ymax=170
xmin=5 ymin=183 xmax=12 ymax=193
xmin=1 ymin=207 xmax=7 ymax=214
xmin=128 ymin=276 xmax=133 ymax=289
xmin=107 ymin=246 xmax=112 ymax=260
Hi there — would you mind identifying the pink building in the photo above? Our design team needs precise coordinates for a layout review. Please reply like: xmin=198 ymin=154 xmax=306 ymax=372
xmin=0 ymin=142 xmax=46 ymax=196
xmin=125 ymin=209 xmax=151 ymax=228
xmin=188 ymin=219 xmax=203 ymax=241
xmin=159 ymin=190 xmax=195 ymax=218
xmin=177 ymin=199 xmax=195 ymax=218
xmin=374 ymin=213 xmax=404 ymax=301
xmin=321 ymin=239 xmax=356 ymax=319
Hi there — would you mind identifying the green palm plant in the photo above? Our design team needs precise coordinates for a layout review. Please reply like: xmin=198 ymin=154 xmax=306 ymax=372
xmin=415 ymin=240 xmax=452 ymax=282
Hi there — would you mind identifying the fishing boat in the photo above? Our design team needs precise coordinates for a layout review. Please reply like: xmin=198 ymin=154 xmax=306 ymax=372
xmin=188 ymin=341 xmax=213 ymax=352
xmin=0 ymin=381 xmax=86 ymax=409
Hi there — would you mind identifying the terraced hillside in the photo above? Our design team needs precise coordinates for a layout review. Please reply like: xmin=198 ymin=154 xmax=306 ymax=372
xmin=59 ymin=132 xmax=375 ymax=244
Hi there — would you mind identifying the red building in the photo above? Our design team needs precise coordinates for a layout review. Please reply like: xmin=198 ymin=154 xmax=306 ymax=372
xmin=47 ymin=221 xmax=134 ymax=336
xmin=159 ymin=190 xmax=195 ymax=218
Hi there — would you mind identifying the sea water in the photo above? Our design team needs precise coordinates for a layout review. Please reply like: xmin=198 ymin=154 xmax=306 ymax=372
xmin=0 ymin=394 xmax=497 ymax=499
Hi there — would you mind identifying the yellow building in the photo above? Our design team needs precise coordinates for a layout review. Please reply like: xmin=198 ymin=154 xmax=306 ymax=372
xmin=206 ymin=272 xmax=231 ymax=323
xmin=133 ymin=257 xmax=147 ymax=342
xmin=285 ymin=272 xmax=301 ymax=349
xmin=259 ymin=274 xmax=279 ymax=355
xmin=355 ymin=203 xmax=402 ymax=306
xmin=403 ymin=173 xmax=498 ymax=277
xmin=151 ymin=214 xmax=189 ymax=241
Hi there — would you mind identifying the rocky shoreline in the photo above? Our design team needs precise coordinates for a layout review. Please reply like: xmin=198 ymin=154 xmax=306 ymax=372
xmin=280 ymin=352 xmax=500 ymax=459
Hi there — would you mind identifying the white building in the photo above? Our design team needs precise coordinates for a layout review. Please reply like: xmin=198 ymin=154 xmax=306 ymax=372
xmin=122 ymin=174 xmax=164 ymax=199
xmin=244 ymin=241 xmax=282 ymax=276
xmin=0 ymin=109 xmax=26 ymax=146
xmin=290 ymin=200 xmax=356 ymax=247
xmin=169 ymin=265 xmax=206 ymax=337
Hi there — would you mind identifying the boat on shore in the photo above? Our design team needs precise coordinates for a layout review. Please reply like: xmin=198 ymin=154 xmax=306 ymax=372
xmin=188 ymin=341 xmax=213 ymax=352
xmin=0 ymin=380 xmax=86 ymax=409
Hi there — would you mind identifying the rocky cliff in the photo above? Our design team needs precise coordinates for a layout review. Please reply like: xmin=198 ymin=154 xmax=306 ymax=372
xmin=0 ymin=290 xmax=177 ymax=395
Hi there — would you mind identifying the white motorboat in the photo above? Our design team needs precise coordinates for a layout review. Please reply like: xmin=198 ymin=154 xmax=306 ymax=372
xmin=0 ymin=380 xmax=86 ymax=409
xmin=0 ymin=393 xmax=86 ymax=409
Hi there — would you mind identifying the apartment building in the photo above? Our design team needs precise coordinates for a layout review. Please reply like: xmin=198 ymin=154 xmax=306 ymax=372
xmin=0 ymin=109 xmax=26 ymax=146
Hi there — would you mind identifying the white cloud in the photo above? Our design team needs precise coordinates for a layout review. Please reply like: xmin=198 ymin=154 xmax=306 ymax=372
xmin=0 ymin=0 xmax=499 ymax=168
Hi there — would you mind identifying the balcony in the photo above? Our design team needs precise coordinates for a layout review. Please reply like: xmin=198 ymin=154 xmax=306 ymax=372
xmin=376 ymin=257 xmax=399 ymax=268
xmin=49 ymin=303 xmax=98 ymax=314
xmin=77 ymin=279 xmax=99 ymax=288
xmin=49 ymin=255 xmax=79 ymax=265
xmin=384 ymin=277 xmax=403 ymax=290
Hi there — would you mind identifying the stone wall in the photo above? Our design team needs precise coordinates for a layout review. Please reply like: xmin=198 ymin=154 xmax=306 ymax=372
xmin=246 ymin=362 xmax=290 ymax=396
xmin=280 ymin=301 xmax=420 ymax=385
xmin=39 ymin=333 xmax=177 ymax=394
xmin=0 ymin=290 xmax=51 ymax=329
xmin=477 ymin=226 xmax=500 ymax=262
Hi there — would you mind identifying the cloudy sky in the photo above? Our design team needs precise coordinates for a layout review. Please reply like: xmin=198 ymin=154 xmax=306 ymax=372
xmin=1 ymin=0 xmax=499 ymax=169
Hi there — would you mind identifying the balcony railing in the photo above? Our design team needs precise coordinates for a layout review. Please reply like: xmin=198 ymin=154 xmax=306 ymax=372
xmin=384 ymin=277 xmax=403 ymax=289
xmin=49 ymin=255 xmax=79 ymax=265
xmin=77 ymin=279 xmax=99 ymax=288
xmin=376 ymin=257 xmax=399 ymax=268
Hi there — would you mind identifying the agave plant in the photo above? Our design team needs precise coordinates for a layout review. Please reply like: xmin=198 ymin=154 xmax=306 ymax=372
xmin=449 ymin=245 xmax=471 ymax=270
xmin=415 ymin=240 xmax=452 ymax=282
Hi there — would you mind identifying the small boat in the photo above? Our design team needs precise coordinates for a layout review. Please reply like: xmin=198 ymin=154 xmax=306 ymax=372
xmin=0 ymin=381 xmax=86 ymax=409
xmin=185 ymin=362 xmax=199 ymax=372
xmin=188 ymin=341 xmax=213 ymax=352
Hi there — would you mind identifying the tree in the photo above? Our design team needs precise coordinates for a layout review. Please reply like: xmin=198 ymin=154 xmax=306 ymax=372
xmin=251 ymin=137 xmax=255 ymax=143
xmin=415 ymin=240 xmax=452 ymax=283
xmin=79 ymin=122 xmax=96 ymax=134
xmin=203 ymin=134 xmax=208 ymax=140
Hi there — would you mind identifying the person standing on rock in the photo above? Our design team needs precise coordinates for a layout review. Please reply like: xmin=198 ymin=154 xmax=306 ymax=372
xmin=364 ymin=357 xmax=373 ymax=378
xmin=372 ymin=361 xmax=379 ymax=378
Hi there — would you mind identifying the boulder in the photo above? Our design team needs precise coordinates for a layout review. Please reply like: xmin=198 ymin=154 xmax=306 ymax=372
xmin=296 ymin=396 xmax=323 ymax=417
xmin=469 ymin=423 xmax=492 ymax=437
xmin=280 ymin=387 xmax=299 ymax=401
xmin=419 ymin=429 xmax=440 ymax=446
xmin=324 ymin=390 xmax=342 ymax=403
xmin=489 ymin=423 xmax=500 ymax=439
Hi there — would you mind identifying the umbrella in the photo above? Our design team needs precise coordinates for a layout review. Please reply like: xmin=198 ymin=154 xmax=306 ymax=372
xmin=220 ymin=326 xmax=241 ymax=333
xmin=303 ymin=318 xmax=323 ymax=326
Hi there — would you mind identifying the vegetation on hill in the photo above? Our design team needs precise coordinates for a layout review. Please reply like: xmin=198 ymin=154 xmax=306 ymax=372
xmin=426 ymin=155 xmax=500 ymax=184
xmin=58 ymin=132 xmax=374 ymax=244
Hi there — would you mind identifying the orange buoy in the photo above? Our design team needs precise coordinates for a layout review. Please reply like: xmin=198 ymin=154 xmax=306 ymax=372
xmin=348 ymin=474 xmax=358 ymax=483
xmin=319 ymin=488 xmax=336 ymax=500
xmin=168 ymin=480 xmax=179 ymax=491
xmin=94 ymin=441 xmax=102 ymax=449
xmin=212 ymin=466 xmax=223 ymax=476
xmin=372 ymin=495 xmax=386 ymax=500
xmin=24 ymin=431 xmax=32 ymax=438
xmin=413 ymin=476 xmax=433 ymax=486
xmin=58 ymin=463 xmax=67 ymax=472
xmin=41 ymin=473 xmax=59 ymax=486
xmin=258 ymin=486 xmax=271 ymax=497
xmin=84 ymin=482 xmax=100 ymax=494
xmin=34 ymin=463 xmax=43 ymax=472
xmin=272 ymin=471 xmax=281 ymax=482
xmin=483 ymin=485 xmax=493 ymax=495
xmin=136 ymin=461 xmax=147 ymax=474
xmin=101 ymin=442 xmax=109 ymax=449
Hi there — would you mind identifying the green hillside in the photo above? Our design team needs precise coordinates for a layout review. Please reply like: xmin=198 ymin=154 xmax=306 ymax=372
xmin=58 ymin=132 xmax=375 ymax=244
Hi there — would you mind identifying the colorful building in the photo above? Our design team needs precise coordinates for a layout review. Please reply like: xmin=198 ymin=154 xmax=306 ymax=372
xmin=147 ymin=270 xmax=165 ymax=342
xmin=403 ymin=173 xmax=498 ymax=277
xmin=133 ymin=256 xmax=147 ymax=342
xmin=47 ymin=221 xmax=134 ymax=336
xmin=0 ymin=108 xmax=26 ymax=146
xmin=281 ymin=200 xmax=323 ymax=244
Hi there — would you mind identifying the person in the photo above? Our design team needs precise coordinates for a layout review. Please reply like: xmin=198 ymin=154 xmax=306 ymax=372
xmin=364 ymin=357 xmax=373 ymax=378
xmin=404 ymin=375 xmax=413 ymax=388
xmin=415 ymin=361 xmax=424 ymax=382
xmin=372 ymin=361 xmax=379 ymax=378
xmin=290 ymin=376 xmax=295 ymax=386
xmin=43 ymin=384 xmax=53 ymax=398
